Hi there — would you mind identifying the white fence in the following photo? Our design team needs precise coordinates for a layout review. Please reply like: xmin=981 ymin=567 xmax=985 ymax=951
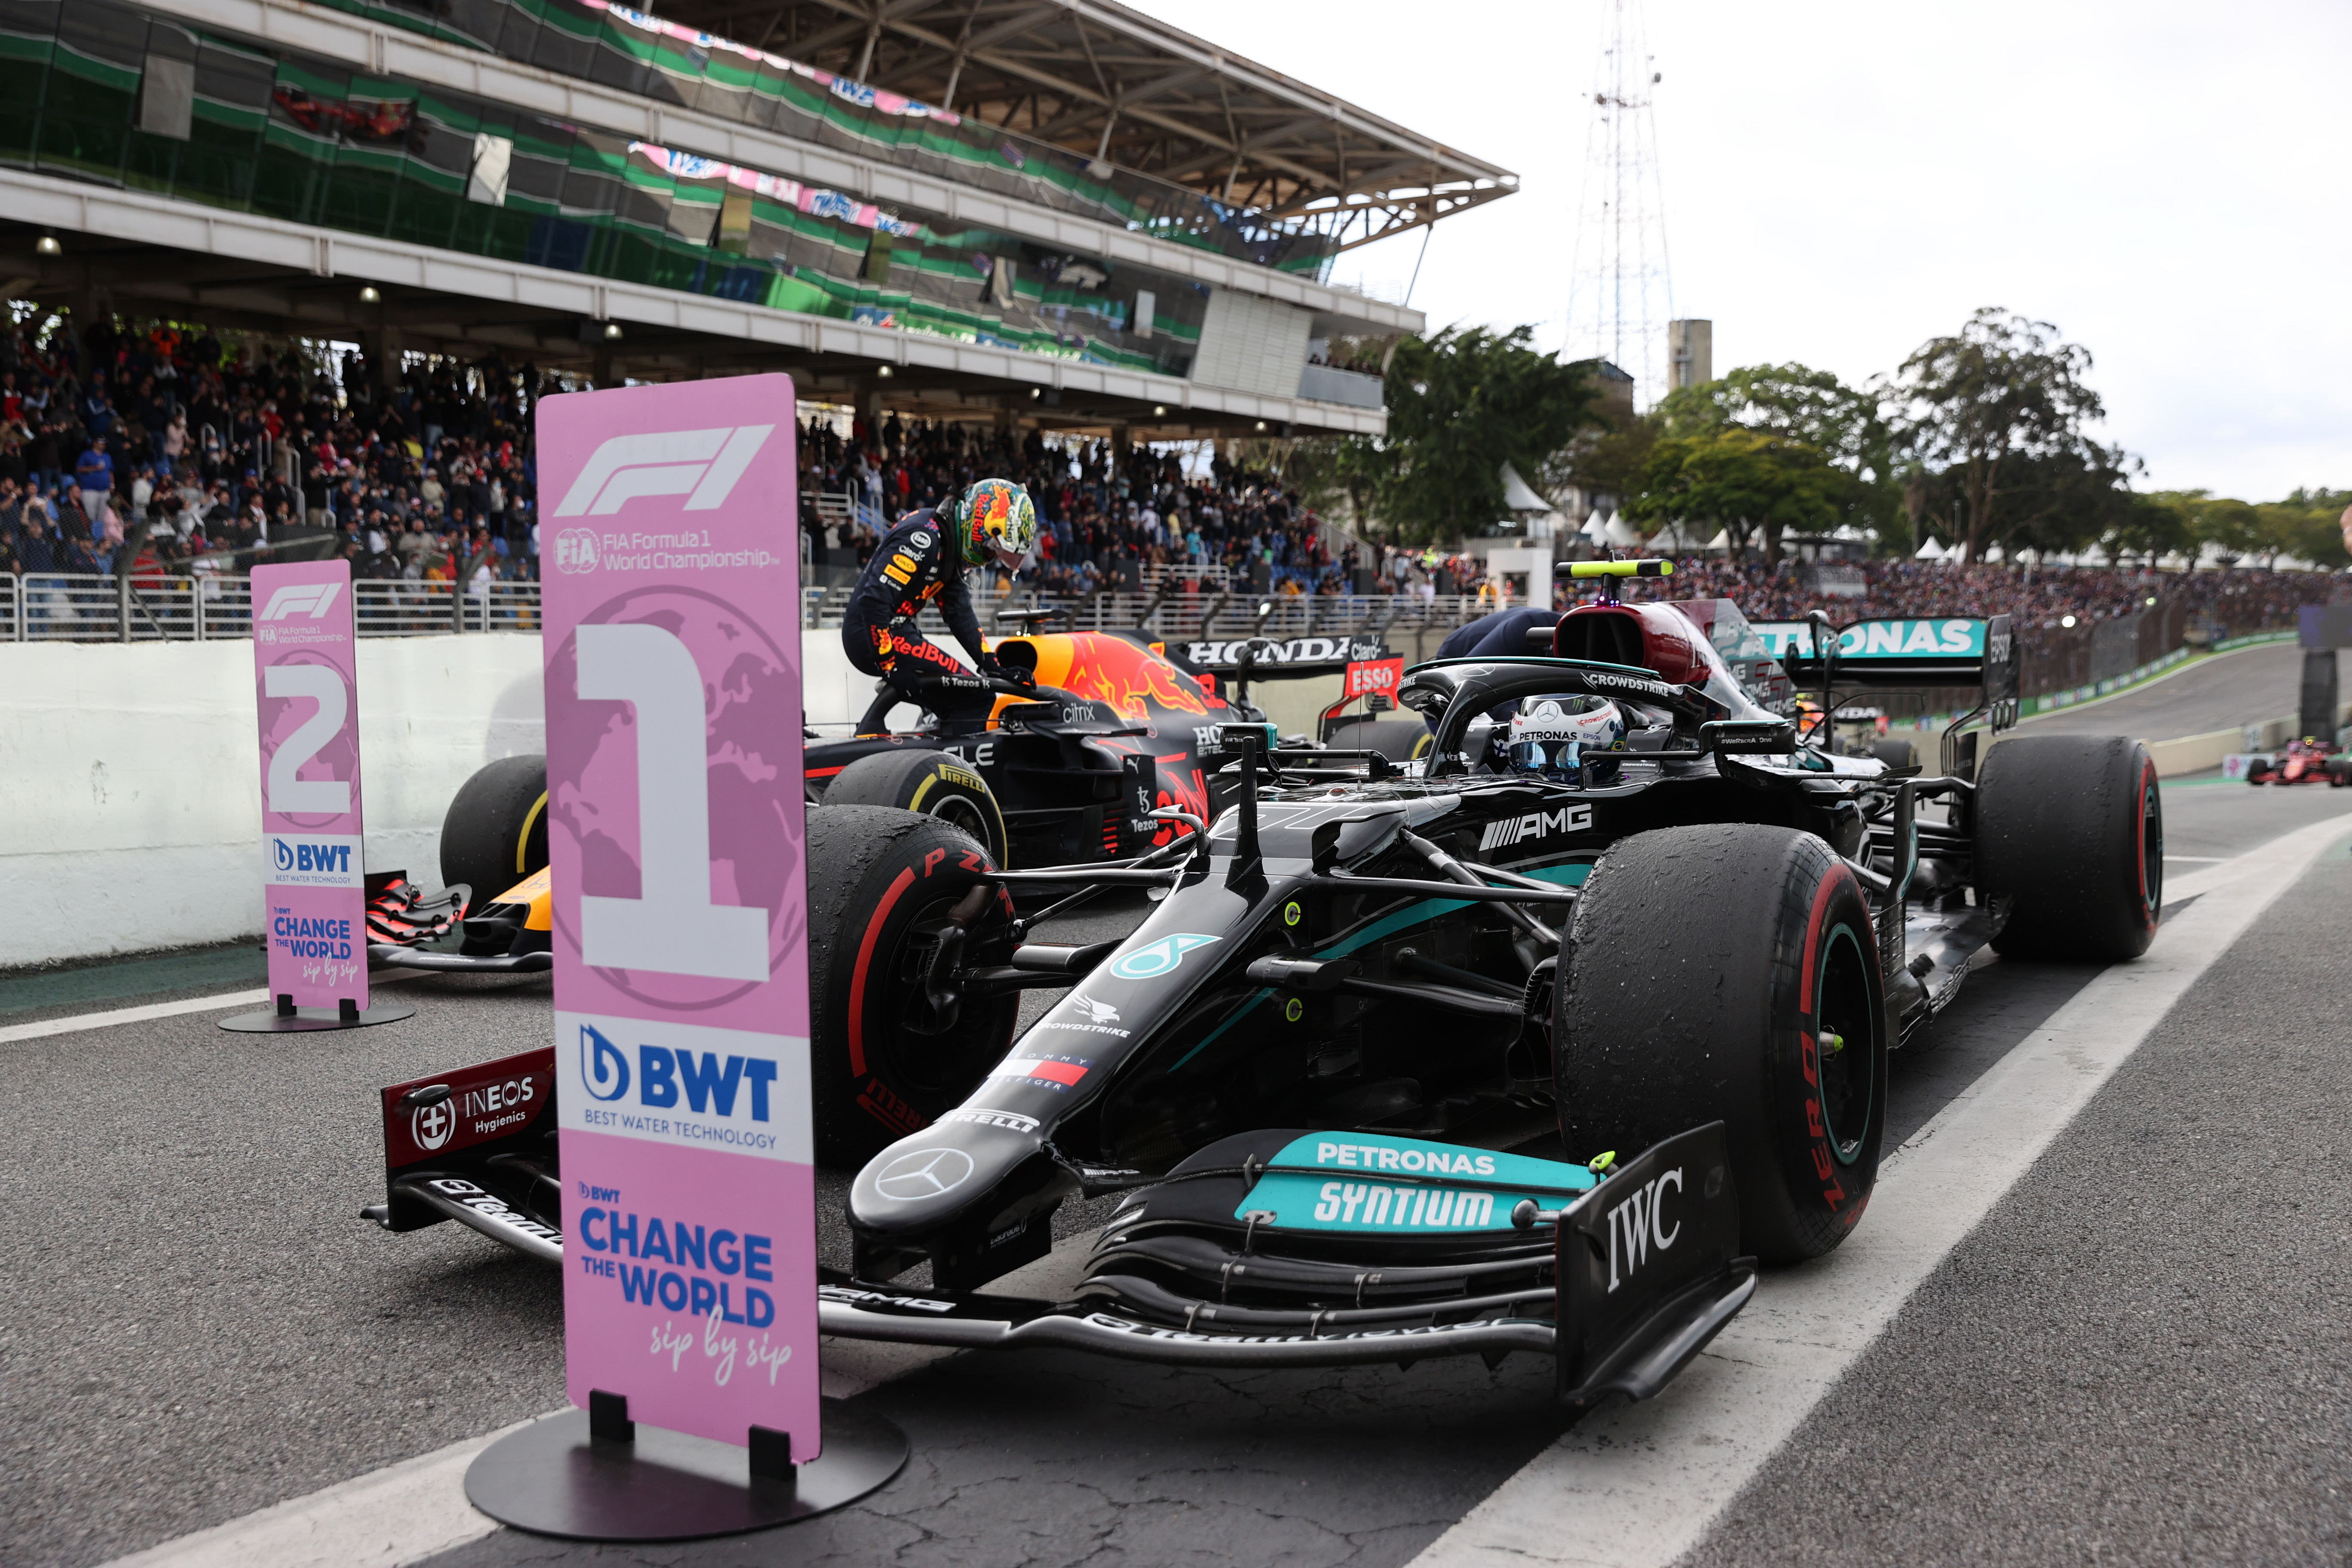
xmin=0 ymin=574 xmax=542 ymax=640
xmin=5 ymin=572 xmax=1506 ymax=647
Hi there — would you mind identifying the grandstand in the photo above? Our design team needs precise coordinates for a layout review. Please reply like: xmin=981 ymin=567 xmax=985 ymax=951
xmin=0 ymin=0 xmax=1513 ymax=438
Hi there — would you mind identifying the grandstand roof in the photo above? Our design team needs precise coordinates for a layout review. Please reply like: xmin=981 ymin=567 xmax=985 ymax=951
xmin=655 ymin=0 xmax=1518 ymax=251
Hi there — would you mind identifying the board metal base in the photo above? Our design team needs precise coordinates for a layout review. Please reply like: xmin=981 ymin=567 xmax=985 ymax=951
xmin=463 ymin=1397 xmax=907 ymax=1542
xmin=218 ymin=1001 xmax=414 ymax=1032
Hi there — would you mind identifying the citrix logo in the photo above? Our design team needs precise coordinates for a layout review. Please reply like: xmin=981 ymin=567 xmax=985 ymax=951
xmin=578 ymin=1023 xmax=782 ymax=1120
xmin=554 ymin=426 xmax=774 ymax=516
xmin=259 ymin=583 xmax=343 ymax=621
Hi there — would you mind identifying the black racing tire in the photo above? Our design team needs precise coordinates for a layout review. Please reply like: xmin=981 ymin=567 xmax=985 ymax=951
xmin=1977 ymin=734 xmax=2161 ymax=962
xmin=807 ymin=805 xmax=1020 ymax=1164
xmin=1871 ymin=737 xmax=1919 ymax=771
xmin=438 ymin=754 xmax=547 ymax=908
xmin=1558 ymin=823 xmax=1886 ymax=1265
xmin=822 ymin=748 xmax=1009 ymax=865
xmin=1327 ymin=717 xmax=1433 ymax=762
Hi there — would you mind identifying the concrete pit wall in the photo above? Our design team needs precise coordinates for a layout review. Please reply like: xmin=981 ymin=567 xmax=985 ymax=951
xmin=1 ymin=636 xmax=545 ymax=968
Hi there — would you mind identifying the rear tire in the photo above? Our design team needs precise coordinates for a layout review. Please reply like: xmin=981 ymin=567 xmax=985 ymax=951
xmin=438 ymin=754 xmax=547 ymax=908
xmin=1557 ymin=824 xmax=1886 ymax=1265
xmin=807 ymin=806 xmax=1020 ymax=1164
xmin=1871 ymin=737 xmax=1919 ymax=771
xmin=1977 ymin=734 xmax=2161 ymax=962
xmin=823 ymin=748 xmax=1009 ymax=865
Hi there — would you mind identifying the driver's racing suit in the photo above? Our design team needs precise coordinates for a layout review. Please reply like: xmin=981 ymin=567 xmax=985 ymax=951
xmin=842 ymin=508 xmax=995 ymax=734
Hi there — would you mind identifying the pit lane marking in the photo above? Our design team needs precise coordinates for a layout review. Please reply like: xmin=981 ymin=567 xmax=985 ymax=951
xmin=0 ymin=989 xmax=269 ymax=1045
xmin=1411 ymin=809 xmax=2352 ymax=1568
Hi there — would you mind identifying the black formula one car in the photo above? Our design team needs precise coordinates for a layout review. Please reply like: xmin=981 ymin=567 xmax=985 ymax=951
xmin=364 ymin=574 xmax=2163 ymax=1411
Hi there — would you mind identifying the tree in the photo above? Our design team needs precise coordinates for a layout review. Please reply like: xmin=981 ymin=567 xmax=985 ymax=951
xmin=1363 ymin=325 xmax=1602 ymax=545
xmin=1625 ymin=427 xmax=1845 ymax=559
xmin=1892 ymin=308 xmax=2113 ymax=564
xmin=1654 ymin=362 xmax=1899 ymax=546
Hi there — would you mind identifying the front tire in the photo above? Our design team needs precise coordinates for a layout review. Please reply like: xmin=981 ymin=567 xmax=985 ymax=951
xmin=807 ymin=806 xmax=1019 ymax=1164
xmin=1977 ymin=734 xmax=2161 ymax=962
xmin=1557 ymin=824 xmax=1886 ymax=1265
xmin=439 ymin=754 xmax=547 ymax=907
xmin=823 ymin=748 xmax=1009 ymax=865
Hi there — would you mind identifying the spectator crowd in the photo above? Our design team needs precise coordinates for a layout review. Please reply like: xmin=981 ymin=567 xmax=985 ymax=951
xmin=0 ymin=313 xmax=542 ymax=597
xmin=798 ymin=411 xmax=1360 ymax=597
xmin=1621 ymin=555 xmax=2337 ymax=637
xmin=0 ymin=312 xmax=2333 ymax=650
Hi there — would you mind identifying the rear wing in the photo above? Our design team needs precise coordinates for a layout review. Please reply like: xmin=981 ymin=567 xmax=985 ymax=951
xmin=1178 ymin=635 xmax=1396 ymax=681
xmin=1756 ymin=616 xmax=2018 ymax=706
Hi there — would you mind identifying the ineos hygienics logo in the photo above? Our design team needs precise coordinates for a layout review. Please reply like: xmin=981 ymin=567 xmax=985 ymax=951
xmin=873 ymin=1147 xmax=976 ymax=1201
xmin=412 ymin=1099 xmax=456 ymax=1151
xmin=554 ymin=426 xmax=774 ymax=517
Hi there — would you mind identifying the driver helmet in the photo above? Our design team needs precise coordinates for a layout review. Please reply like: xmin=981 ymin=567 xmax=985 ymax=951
xmin=1507 ymin=694 xmax=1624 ymax=775
xmin=955 ymin=477 xmax=1038 ymax=570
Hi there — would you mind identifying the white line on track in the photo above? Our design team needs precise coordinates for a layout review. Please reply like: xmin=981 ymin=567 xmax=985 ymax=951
xmin=1410 ymin=808 xmax=2352 ymax=1568
xmin=95 ymin=1235 xmax=1097 ymax=1568
xmin=0 ymin=989 xmax=270 ymax=1044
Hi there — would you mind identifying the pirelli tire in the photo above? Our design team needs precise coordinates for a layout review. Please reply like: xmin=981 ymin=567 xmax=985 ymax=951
xmin=438 ymin=754 xmax=548 ymax=909
xmin=1976 ymin=733 xmax=2162 ymax=962
xmin=822 ymin=748 xmax=1009 ymax=865
xmin=1871 ymin=737 xmax=1919 ymax=771
xmin=1557 ymin=823 xmax=1886 ymax=1265
xmin=807 ymin=805 xmax=1020 ymax=1164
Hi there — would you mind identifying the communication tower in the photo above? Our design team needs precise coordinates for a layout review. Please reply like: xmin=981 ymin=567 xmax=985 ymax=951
xmin=1564 ymin=0 xmax=1675 ymax=410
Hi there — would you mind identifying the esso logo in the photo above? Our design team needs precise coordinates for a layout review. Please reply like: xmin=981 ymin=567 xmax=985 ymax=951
xmin=1346 ymin=658 xmax=1403 ymax=699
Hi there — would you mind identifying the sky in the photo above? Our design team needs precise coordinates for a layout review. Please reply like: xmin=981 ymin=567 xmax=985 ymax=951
xmin=1136 ymin=0 xmax=2352 ymax=501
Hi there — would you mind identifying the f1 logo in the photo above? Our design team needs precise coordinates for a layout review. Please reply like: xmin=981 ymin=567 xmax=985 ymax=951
xmin=259 ymin=584 xmax=343 ymax=621
xmin=554 ymin=426 xmax=774 ymax=516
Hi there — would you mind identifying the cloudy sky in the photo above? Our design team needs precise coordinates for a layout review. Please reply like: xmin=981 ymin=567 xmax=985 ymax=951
xmin=1140 ymin=0 xmax=2350 ymax=500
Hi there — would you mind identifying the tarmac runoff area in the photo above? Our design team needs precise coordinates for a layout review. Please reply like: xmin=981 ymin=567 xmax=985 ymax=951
xmin=6 ymin=782 xmax=2352 ymax=1565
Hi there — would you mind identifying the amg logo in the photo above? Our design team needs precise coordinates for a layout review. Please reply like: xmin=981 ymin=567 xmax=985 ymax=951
xmin=1605 ymin=1167 xmax=1684 ymax=1292
xmin=1479 ymin=804 xmax=1593 ymax=852
xmin=554 ymin=426 xmax=773 ymax=516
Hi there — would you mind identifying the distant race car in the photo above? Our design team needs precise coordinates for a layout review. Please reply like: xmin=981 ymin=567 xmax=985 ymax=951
xmin=362 ymin=567 xmax=2165 ymax=1412
xmin=2244 ymin=736 xmax=2350 ymax=787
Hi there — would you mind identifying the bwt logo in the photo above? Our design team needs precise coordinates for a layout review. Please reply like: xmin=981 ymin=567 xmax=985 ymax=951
xmin=554 ymin=426 xmax=774 ymax=516
xmin=273 ymin=839 xmax=353 ymax=874
xmin=579 ymin=1024 xmax=781 ymax=1120
xmin=259 ymin=583 xmax=343 ymax=621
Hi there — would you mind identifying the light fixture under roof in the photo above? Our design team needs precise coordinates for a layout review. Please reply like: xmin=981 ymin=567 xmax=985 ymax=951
xmin=34 ymin=235 xmax=61 ymax=256
xmin=358 ymin=285 xmax=381 ymax=303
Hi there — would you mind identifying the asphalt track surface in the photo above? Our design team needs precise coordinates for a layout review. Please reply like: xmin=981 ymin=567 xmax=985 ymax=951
xmin=9 ymin=764 xmax=2352 ymax=1566
xmin=2016 ymin=640 xmax=2329 ymax=740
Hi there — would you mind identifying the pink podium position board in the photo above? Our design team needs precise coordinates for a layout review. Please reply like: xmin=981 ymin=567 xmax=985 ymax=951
xmin=536 ymin=376 xmax=818 ymax=1459
xmin=252 ymin=559 xmax=368 ymax=1011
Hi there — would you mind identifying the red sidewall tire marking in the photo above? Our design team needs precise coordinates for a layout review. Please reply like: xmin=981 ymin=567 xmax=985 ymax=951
xmin=847 ymin=867 xmax=916 ymax=1077
xmin=1797 ymin=861 xmax=1864 ymax=1221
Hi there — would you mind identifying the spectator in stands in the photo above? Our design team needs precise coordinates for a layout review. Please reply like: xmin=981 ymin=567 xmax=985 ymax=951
xmin=74 ymin=435 xmax=114 ymax=543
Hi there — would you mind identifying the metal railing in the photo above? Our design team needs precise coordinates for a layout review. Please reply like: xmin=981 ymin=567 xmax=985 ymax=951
xmin=2 ymin=572 xmax=1472 ymax=647
xmin=1 ymin=575 xmax=543 ymax=641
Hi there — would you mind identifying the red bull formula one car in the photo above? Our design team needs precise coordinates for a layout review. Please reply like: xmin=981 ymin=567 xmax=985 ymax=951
xmin=361 ymin=569 xmax=2165 ymax=1412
